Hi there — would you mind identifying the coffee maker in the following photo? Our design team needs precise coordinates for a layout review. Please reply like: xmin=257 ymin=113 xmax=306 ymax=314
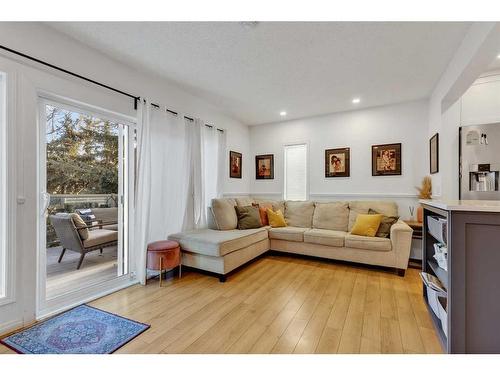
xmin=460 ymin=123 xmax=500 ymax=200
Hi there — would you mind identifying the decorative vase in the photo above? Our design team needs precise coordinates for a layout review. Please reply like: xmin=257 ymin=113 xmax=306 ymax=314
xmin=417 ymin=205 xmax=423 ymax=223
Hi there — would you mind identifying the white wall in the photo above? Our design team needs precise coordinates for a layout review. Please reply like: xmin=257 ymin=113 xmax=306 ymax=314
xmin=249 ymin=100 xmax=429 ymax=220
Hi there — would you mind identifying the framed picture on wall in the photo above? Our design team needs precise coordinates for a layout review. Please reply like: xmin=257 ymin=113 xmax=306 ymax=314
xmin=371 ymin=143 xmax=402 ymax=176
xmin=229 ymin=151 xmax=242 ymax=178
xmin=255 ymin=154 xmax=274 ymax=179
xmin=325 ymin=148 xmax=350 ymax=177
xmin=430 ymin=133 xmax=439 ymax=174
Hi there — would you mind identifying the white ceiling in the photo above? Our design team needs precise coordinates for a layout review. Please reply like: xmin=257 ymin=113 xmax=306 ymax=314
xmin=486 ymin=55 xmax=500 ymax=72
xmin=47 ymin=22 xmax=471 ymax=125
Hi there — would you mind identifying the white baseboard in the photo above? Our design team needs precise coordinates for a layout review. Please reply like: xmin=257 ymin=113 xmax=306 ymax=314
xmin=0 ymin=318 xmax=23 ymax=336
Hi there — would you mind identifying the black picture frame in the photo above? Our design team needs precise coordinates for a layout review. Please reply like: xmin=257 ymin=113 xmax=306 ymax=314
xmin=229 ymin=151 xmax=242 ymax=178
xmin=325 ymin=148 xmax=350 ymax=178
xmin=255 ymin=154 xmax=274 ymax=179
xmin=430 ymin=133 xmax=439 ymax=174
xmin=371 ymin=143 xmax=402 ymax=176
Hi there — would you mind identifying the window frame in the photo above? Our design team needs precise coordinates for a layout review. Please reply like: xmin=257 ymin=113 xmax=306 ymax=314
xmin=0 ymin=69 xmax=16 ymax=307
xmin=283 ymin=141 xmax=310 ymax=201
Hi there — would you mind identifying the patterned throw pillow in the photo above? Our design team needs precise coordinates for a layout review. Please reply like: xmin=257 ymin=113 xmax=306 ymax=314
xmin=235 ymin=205 xmax=262 ymax=230
xmin=368 ymin=209 xmax=399 ymax=238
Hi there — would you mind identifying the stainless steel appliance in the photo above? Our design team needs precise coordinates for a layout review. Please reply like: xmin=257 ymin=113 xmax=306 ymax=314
xmin=460 ymin=123 xmax=500 ymax=200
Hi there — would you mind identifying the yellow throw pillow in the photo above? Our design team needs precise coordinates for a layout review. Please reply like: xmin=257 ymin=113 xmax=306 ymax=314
xmin=351 ymin=214 xmax=383 ymax=237
xmin=266 ymin=209 xmax=287 ymax=228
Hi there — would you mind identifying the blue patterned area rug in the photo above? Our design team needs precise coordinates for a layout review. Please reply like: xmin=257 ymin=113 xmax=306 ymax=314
xmin=0 ymin=305 xmax=150 ymax=354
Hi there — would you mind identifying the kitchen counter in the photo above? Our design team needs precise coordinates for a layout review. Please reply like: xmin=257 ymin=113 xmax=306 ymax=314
xmin=420 ymin=199 xmax=500 ymax=213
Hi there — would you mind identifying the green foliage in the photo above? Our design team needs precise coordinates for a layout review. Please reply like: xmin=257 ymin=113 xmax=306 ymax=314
xmin=46 ymin=105 xmax=119 ymax=195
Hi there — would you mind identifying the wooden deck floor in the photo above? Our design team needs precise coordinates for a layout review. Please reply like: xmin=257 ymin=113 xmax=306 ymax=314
xmin=1 ymin=254 xmax=442 ymax=354
xmin=46 ymin=245 xmax=117 ymax=299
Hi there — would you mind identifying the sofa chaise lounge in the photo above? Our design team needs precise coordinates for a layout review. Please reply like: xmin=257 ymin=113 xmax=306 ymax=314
xmin=168 ymin=198 xmax=413 ymax=281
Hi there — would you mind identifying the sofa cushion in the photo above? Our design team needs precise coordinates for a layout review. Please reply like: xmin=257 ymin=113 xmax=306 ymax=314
xmin=253 ymin=199 xmax=285 ymax=214
xmin=345 ymin=233 xmax=392 ymax=252
xmin=304 ymin=229 xmax=346 ymax=247
xmin=312 ymin=202 xmax=349 ymax=231
xmin=83 ymin=229 xmax=117 ymax=248
xmin=284 ymin=201 xmax=314 ymax=228
xmin=268 ymin=226 xmax=308 ymax=242
xmin=235 ymin=197 xmax=254 ymax=207
xmin=348 ymin=201 xmax=399 ymax=231
xmin=91 ymin=207 xmax=118 ymax=225
xmin=211 ymin=198 xmax=238 ymax=230
xmin=168 ymin=227 xmax=268 ymax=257
xmin=235 ymin=205 xmax=262 ymax=229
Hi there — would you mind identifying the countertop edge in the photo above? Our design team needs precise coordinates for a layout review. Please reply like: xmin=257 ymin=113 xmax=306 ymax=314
xmin=420 ymin=199 xmax=500 ymax=213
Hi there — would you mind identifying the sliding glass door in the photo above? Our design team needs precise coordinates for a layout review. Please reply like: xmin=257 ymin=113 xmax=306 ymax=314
xmin=37 ymin=95 xmax=136 ymax=315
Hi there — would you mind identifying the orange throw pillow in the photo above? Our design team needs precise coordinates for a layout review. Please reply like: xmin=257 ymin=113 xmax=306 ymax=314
xmin=253 ymin=203 xmax=272 ymax=226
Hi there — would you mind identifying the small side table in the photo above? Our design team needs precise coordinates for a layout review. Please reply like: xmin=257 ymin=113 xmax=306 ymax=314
xmin=404 ymin=220 xmax=423 ymax=239
xmin=404 ymin=220 xmax=423 ymax=269
xmin=147 ymin=240 xmax=181 ymax=287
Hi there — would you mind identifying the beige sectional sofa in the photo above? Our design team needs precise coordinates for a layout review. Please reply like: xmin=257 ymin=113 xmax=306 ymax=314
xmin=168 ymin=198 xmax=413 ymax=282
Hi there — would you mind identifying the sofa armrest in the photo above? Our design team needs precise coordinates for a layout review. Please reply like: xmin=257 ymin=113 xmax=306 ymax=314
xmin=390 ymin=220 xmax=413 ymax=270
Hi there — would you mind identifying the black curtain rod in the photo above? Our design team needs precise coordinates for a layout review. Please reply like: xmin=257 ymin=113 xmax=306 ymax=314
xmin=148 ymin=101 xmax=223 ymax=132
xmin=0 ymin=45 xmax=224 ymax=132
xmin=0 ymin=45 xmax=140 ymax=109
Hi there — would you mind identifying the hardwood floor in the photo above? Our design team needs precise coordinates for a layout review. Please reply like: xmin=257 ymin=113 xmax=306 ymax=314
xmin=0 ymin=254 xmax=443 ymax=354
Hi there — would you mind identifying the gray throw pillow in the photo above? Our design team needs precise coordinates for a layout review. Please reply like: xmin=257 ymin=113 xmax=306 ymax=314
xmin=368 ymin=209 xmax=399 ymax=238
xmin=235 ymin=205 xmax=262 ymax=230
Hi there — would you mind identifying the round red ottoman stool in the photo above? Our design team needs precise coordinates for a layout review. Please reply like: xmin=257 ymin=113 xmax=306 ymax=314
xmin=147 ymin=240 xmax=181 ymax=287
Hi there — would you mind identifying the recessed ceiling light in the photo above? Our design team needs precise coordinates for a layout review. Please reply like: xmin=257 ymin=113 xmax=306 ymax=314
xmin=280 ymin=111 xmax=287 ymax=116
xmin=497 ymin=54 xmax=500 ymax=59
xmin=352 ymin=98 xmax=361 ymax=104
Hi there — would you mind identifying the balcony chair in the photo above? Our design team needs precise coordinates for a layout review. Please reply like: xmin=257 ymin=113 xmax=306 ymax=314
xmin=49 ymin=213 xmax=118 ymax=270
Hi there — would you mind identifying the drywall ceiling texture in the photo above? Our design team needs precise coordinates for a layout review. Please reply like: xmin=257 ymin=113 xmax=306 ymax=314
xmin=47 ymin=22 xmax=471 ymax=125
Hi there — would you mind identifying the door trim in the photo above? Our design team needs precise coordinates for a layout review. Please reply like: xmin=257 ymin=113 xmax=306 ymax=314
xmin=35 ymin=93 xmax=137 ymax=318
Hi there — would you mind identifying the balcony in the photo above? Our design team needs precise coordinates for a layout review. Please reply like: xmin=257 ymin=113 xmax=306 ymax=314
xmin=46 ymin=194 xmax=119 ymax=299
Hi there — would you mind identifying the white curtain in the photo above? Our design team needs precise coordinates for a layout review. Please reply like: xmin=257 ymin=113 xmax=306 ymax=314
xmin=135 ymin=102 xmax=226 ymax=283
xmin=135 ymin=101 xmax=191 ymax=284
xmin=193 ymin=124 xmax=226 ymax=228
